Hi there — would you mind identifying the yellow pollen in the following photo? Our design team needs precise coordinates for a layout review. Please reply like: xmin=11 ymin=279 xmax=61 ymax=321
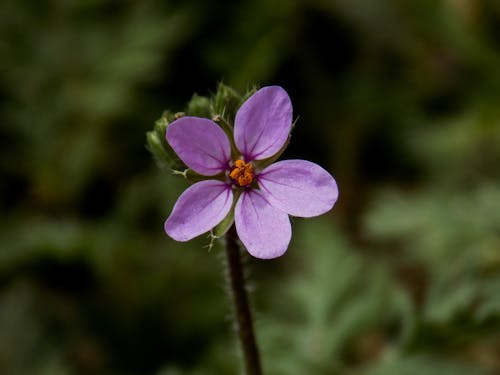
xmin=229 ymin=160 xmax=254 ymax=187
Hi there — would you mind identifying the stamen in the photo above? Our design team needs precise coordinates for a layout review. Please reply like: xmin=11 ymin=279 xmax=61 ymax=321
xmin=229 ymin=160 xmax=254 ymax=187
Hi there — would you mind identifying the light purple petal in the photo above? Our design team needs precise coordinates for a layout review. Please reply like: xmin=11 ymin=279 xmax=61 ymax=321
xmin=234 ymin=86 xmax=292 ymax=161
xmin=166 ymin=117 xmax=231 ymax=176
xmin=165 ymin=180 xmax=233 ymax=241
xmin=258 ymin=159 xmax=338 ymax=217
xmin=235 ymin=189 xmax=291 ymax=259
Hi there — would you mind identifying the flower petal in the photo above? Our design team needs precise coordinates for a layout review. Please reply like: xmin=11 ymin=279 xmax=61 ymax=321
xmin=234 ymin=86 xmax=292 ymax=161
xmin=258 ymin=159 xmax=338 ymax=217
xmin=166 ymin=117 xmax=231 ymax=176
xmin=165 ymin=180 xmax=233 ymax=241
xmin=235 ymin=189 xmax=291 ymax=259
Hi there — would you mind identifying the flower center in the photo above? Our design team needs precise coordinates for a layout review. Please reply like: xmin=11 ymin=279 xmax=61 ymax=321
xmin=229 ymin=160 xmax=254 ymax=187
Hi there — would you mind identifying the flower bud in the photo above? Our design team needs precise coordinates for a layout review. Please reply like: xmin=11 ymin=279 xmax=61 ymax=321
xmin=146 ymin=111 xmax=184 ymax=171
xmin=212 ymin=83 xmax=250 ymax=122
xmin=186 ymin=94 xmax=212 ymax=118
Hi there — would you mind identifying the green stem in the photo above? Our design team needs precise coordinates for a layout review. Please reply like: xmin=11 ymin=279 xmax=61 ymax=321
xmin=225 ymin=226 xmax=263 ymax=375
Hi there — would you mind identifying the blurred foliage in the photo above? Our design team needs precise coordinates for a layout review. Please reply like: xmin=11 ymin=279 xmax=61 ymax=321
xmin=1 ymin=0 xmax=500 ymax=374
xmin=259 ymin=222 xmax=414 ymax=374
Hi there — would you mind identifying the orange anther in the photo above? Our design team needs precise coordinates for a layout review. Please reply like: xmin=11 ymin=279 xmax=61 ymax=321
xmin=229 ymin=160 xmax=254 ymax=187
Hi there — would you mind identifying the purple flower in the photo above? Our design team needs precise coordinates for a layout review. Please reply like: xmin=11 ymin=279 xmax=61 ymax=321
xmin=164 ymin=86 xmax=338 ymax=259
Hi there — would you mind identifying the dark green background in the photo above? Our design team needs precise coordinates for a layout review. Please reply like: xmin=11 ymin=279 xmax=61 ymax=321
xmin=1 ymin=0 xmax=500 ymax=374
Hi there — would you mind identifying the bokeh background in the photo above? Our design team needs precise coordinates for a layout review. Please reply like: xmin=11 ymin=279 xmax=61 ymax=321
xmin=2 ymin=0 xmax=500 ymax=374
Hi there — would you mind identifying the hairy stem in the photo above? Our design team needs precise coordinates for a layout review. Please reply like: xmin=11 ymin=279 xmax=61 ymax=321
xmin=225 ymin=226 xmax=263 ymax=375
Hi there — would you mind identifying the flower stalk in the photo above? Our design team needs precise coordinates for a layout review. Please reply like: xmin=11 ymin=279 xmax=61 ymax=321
xmin=225 ymin=225 xmax=263 ymax=375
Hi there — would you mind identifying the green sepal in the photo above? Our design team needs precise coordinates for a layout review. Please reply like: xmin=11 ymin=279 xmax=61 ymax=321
xmin=212 ymin=189 xmax=240 ymax=238
xmin=146 ymin=111 xmax=185 ymax=171
xmin=172 ymin=168 xmax=225 ymax=184
xmin=211 ymin=84 xmax=259 ymax=159
xmin=213 ymin=114 xmax=240 ymax=160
